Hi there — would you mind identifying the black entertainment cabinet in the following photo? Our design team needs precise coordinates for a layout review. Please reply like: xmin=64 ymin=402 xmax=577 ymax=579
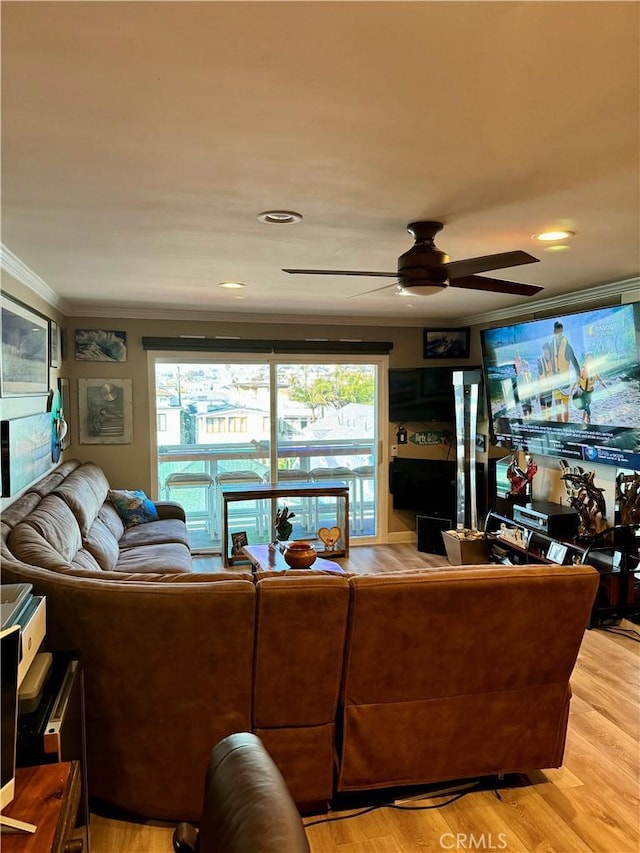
xmin=484 ymin=509 xmax=640 ymax=627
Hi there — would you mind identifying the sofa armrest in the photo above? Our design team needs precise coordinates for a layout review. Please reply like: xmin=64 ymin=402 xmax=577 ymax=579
xmin=154 ymin=501 xmax=186 ymax=522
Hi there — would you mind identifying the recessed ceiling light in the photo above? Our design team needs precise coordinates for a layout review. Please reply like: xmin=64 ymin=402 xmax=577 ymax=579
xmin=218 ymin=281 xmax=246 ymax=289
xmin=544 ymin=244 xmax=571 ymax=252
xmin=532 ymin=230 xmax=575 ymax=242
xmin=257 ymin=210 xmax=303 ymax=224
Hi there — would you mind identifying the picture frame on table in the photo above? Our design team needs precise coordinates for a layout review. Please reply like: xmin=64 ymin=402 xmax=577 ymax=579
xmin=231 ymin=531 xmax=249 ymax=555
xmin=423 ymin=327 xmax=470 ymax=359
xmin=78 ymin=377 xmax=133 ymax=444
xmin=1 ymin=293 xmax=49 ymax=396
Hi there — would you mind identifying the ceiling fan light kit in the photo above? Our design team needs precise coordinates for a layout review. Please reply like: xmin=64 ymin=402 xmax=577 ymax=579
xmin=533 ymin=230 xmax=575 ymax=242
xmin=284 ymin=220 xmax=544 ymax=298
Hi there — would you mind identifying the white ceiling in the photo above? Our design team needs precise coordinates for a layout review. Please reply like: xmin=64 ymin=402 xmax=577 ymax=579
xmin=1 ymin=1 xmax=639 ymax=324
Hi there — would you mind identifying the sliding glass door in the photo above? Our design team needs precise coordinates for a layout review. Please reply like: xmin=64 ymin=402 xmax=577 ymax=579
xmin=153 ymin=355 xmax=382 ymax=552
xmin=272 ymin=363 xmax=377 ymax=539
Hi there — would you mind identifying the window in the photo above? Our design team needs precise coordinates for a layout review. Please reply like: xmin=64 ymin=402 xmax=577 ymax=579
xmin=229 ymin=416 xmax=247 ymax=433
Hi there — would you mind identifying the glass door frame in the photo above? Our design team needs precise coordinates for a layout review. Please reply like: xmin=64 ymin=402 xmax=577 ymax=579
xmin=148 ymin=350 xmax=389 ymax=547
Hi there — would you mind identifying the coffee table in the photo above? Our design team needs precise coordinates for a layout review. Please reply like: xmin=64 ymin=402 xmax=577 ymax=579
xmin=241 ymin=543 xmax=345 ymax=574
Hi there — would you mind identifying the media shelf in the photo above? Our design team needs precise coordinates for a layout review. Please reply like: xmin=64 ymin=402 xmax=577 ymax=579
xmin=484 ymin=509 xmax=640 ymax=626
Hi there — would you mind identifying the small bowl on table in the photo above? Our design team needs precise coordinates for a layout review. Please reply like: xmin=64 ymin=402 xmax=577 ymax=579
xmin=283 ymin=541 xmax=317 ymax=569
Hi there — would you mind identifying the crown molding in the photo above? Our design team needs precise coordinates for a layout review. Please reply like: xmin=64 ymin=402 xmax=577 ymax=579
xmin=2 ymin=241 xmax=637 ymax=330
xmin=60 ymin=303 xmax=431 ymax=327
xmin=0 ymin=243 xmax=70 ymax=312
xmin=456 ymin=277 xmax=640 ymax=328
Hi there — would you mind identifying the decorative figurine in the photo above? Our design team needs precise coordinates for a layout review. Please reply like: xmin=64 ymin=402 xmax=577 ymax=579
xmin=559 ymin=460 xmax=607 ymax=540
xmin=616 ymin=471 xmax=640 ymax=526
xmin=275 ymin=506 xmax=295 ymax=542
xmin=507 ymin=453 xmax=538 ymax=498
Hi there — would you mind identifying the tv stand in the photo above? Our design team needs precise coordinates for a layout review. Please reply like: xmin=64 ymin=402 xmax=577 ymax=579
xmin=484 ymin=510 xmax=640 ymax=626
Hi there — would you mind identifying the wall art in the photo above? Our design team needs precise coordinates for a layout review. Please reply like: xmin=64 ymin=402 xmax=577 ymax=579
xmin=78 ymin=378 xmax=133 ymax=444
xmin=423 ymin=327 xmax=470 ymax=359
xmin=75 ymin=329 xmax=127 ymax=362
xmin=49 ymin=320 xmax=61 ymax=368
xmin=1 ymin=293 xmax=49 ymax=396
xmin=0 ymin=412 xmax=53 ymax=496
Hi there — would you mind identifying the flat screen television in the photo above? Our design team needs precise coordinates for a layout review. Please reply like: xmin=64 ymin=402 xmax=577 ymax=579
xmin=481 ymin=302 xmax=640 ymax=469
xmin=389 ymin=366 xmax=483 ymax=423
xmin=389 ymin=457 xmax=485 ymax=517
xmin=1 ymin=625 xmax=20 ymax=813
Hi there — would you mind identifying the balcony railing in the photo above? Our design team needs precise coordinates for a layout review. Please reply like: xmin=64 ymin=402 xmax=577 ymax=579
xmin=157 ymin=439 xmax=376 ymax=550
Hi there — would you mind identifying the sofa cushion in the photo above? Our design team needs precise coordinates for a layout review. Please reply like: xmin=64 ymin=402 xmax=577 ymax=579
xmin=8 ymin=494 xmax=82 ymax=563
xmin=97 ymin=502 xmax=126 ymax=540
xmin=54 ymin=463 xmax=110 ymax=536
xmin=84 ymin=517 xmax=120 ymax=571
xmin=1 ymin=492 xmax=41 ymax=530
xmin=7 ymin=519 xmax=78 ymax=572
xmin=119 ymin=518 xmax=190 ymax=549
xmin=115 ymin=542 xmax=192 ymax=574
xmin=70 ymin=548 xmax=103 ymax=572
xmin=27 ymin=459 xmax=82 ymax=498
xmin=109 ymin=489 xmax=160 ymax=527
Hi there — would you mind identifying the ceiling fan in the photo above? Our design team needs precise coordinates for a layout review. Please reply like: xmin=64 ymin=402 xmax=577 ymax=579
xmin=283 ymin=221 xmax=543 ymax=297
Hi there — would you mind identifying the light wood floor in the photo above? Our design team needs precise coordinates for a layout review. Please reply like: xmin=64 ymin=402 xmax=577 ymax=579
xmin=86 ymin=545 xmax=640 ymax=853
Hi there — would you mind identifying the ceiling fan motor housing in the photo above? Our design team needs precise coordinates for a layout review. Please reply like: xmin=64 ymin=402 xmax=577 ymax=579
xmin=398 ymin=221 xmax=450 ymax=287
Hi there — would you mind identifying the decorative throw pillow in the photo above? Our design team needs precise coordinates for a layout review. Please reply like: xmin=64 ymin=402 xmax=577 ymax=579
xmin=108 ymin=489 xmax=159 ymax=528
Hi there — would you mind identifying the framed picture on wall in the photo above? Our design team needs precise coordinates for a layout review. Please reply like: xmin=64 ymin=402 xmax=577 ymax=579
xmin=1 ymin=294 xmax=49 ymax=396
xmin=78 ymin=378 xmax=133 ymax=444
xmin=49 ymin=320 xmax=61 ymax=368
xmin=423 ymin=327 xmax=470 ymax=359
xmin=0 ymin=412 xmax=53 ymax=496
xmin=75 ymin=329 xmax=127 ymax=362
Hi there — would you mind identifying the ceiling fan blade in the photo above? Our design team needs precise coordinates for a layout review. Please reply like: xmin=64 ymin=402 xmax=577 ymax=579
xmin=349 ymin=282 xmax=400 ymax=298
xmin=445 ymin=250 xmax=539 ymax=279
xmin=450 ymin=275 xmax=544 ymax=296
xmin=282 ymin=268 xmax=396 ymax=277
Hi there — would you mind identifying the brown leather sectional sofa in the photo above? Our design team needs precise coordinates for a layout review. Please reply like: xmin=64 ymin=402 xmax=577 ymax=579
xmin=1 ymin=460 xmax=599 ymax=822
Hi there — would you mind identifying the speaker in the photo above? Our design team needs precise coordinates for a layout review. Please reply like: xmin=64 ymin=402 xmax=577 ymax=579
xmin=416 ymin=515 xmax=452 ymax=555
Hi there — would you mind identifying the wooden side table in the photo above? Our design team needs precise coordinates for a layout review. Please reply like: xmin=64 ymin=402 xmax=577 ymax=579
xmin=221 ymin=480 xmax=350 ymax=566
xmin=1 ymin=761 xmax=82 ymax=853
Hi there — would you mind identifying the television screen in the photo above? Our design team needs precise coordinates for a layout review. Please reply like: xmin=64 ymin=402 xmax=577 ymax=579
xmin=389 ymin=457 xmax=485 ymax=516
xmin=1 ymin=625 xmax=20 ymax=811
xmin=481 ymin=302 xmax=640 ymax=469
xmin=389 ymin=367 xmax=483 ymax=423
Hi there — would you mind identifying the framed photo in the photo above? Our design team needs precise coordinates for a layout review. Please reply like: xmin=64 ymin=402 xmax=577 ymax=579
xmin=547 ymin=541 xmax=568 ymax=564
xmin=78 ymin=378 xmax=133 ymax=444
xmin=1 ymin=293 xmax=49 ymax=396
xmin=1 ymin=412 xmax=53 ymax=497
xmin=231 ymin=531 xmax=248 ymax=555
xmin=75 ymin=329 xmax=127 ymax=362
xmin=423 ymin=327 xmax=470 ymax=359
xmin=49 ymin=320 xmax=61 ymax=368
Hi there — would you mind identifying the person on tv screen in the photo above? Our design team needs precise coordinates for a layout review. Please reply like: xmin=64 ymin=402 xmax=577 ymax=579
xmin=514 ymin=352 xmax=534 ymax=417
xmin=537 ymin=342 xmax=554 ymax=420
xmin=571 ymin=352 xmax=607 ymax=425
xmin=550 ymin=320 xmax=580 ymax=422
